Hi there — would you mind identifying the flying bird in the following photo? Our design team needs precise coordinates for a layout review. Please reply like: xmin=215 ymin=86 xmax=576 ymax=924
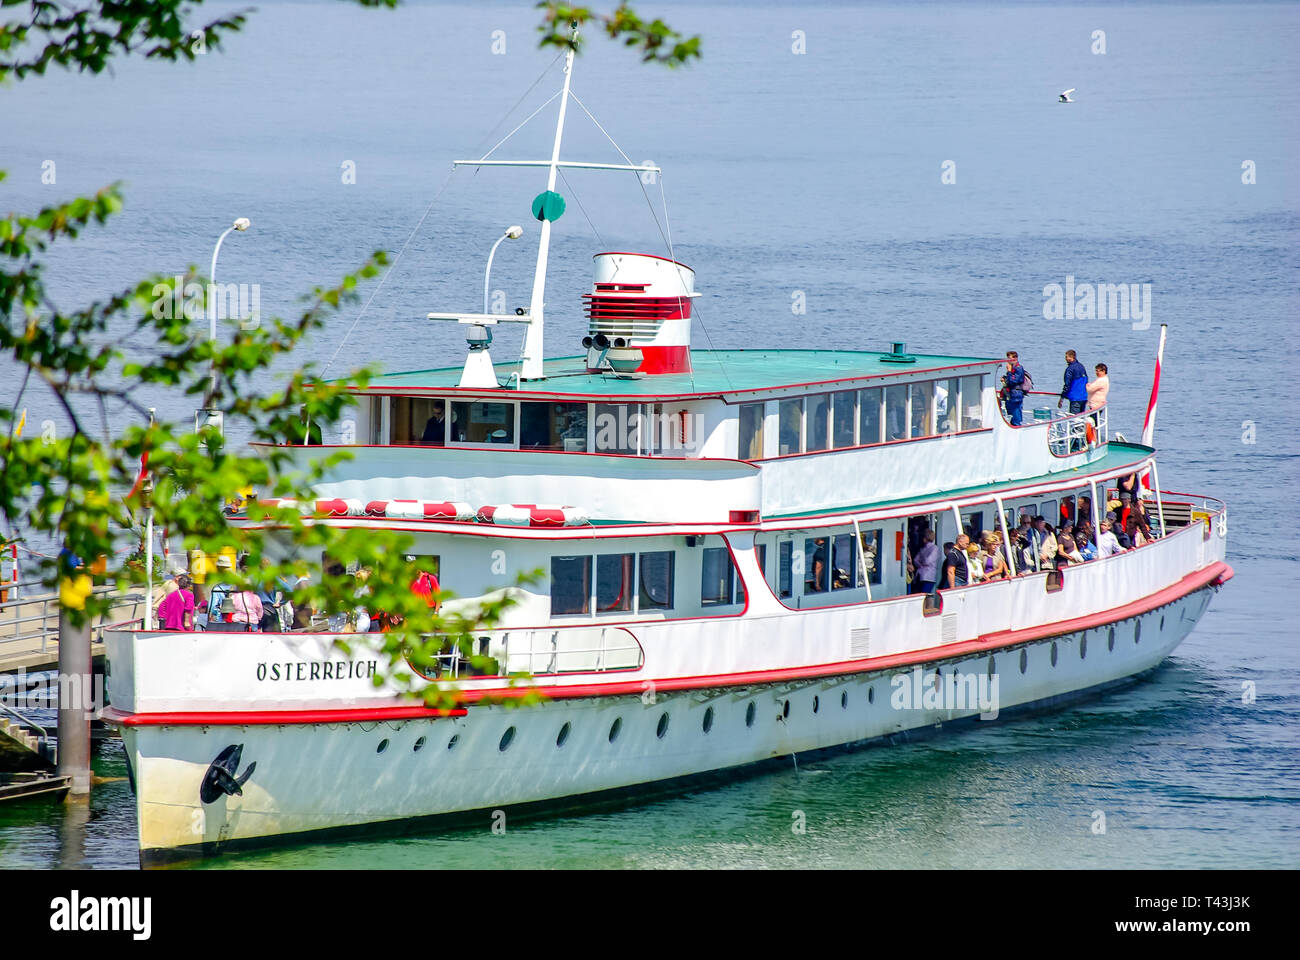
xmin=1059 ymin=88 xmax=1076 ymax=103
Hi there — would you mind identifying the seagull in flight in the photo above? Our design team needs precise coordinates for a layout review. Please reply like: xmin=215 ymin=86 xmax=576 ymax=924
xmin=1059 ymin=88 xmax=1076 ymax=103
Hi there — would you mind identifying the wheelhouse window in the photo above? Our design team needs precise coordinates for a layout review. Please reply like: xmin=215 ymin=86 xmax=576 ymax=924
xmin=596 ymin=553 xmax=633 ymax=612
xmin=960 ymin=375 xmax=984 ymax=429
xmin=638 ymin=551 xmax=674 ymax=610
xmin=910 ymin=382 xmax=933 ymax=438
xmin=450 ymin=401 xmax=515 ymax=445
xmin=806 ymin=394 xmax=830 ymax=452
xmin=390 ymin=397 xmax=448 ymax=445
xmin=884 ymin=385 xmax=907 ymax=441
xmin=593 ymin=403 xmax=647 ymax=454
xmin=521 ymin=401 xmax=587 ymax=451
xmin=832 ymin=391 xmax=856 ymax=448
xmin=700 ymin=547 xmax=739 ymax=606
xmin=778 ymin=398 xmax=803 ymax=455
xmin=738 ymin=403 xmax=764 ymax=459
xmin=859 ymin=387 xmax=883 ymax=445
xmin=550 ymin=556 xmax=592 ymax=616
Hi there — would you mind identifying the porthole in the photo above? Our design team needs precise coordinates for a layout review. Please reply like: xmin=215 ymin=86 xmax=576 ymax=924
xmin=840 ymin=691 xmax=848 ymax=710
xmin=703 ymin=706 xmax=714 ymax=734
xmin=1080 ymin=636 xmax=1087 ymax=660
xmin=413 ymin=736 xmax=426 ymax=753
xmin=1050 ymin=643 xmax=1058 ymax=667
xmin=656 ymin=712 xmax=670 ymax=739
xmin=1108 ymin=627 xmax=1115 ymax=652
xmin=556 ymin=722 xmax=571 ymax=748
xmin=376 ymin=738 xmax=389 ymax=754
xmin=447 ymin=734 xmax=459 ymax=751
xmin=987 ymin=655 xmax=996 ymax=678
xmin=1020 ymin=649 xmax=1028 ymax=674
xmin=1135 ymin=620 xmax=1142 ymax=645
xmin=499 ymin=726 xmax=516 ymax=752
xmin=608 ymin=717 xmax=623 ymax=743
xmin=812 ymin=695 xmax=820 ymax=714
xmin=868 ymin=686 xmax=875 ymax=704
xmin=745 ymin=702 xmax=756 ymax=727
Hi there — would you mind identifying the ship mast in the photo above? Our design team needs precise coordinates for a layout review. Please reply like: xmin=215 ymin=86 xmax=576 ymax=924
xmin=521 ymin=26 xmax=578 ymax=381
xmin=442 ymin=25 xmax=662 ymax=387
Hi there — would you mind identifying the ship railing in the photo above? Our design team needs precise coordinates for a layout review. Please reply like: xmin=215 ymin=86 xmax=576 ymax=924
xmin=415 ymin=625 xmax=644 ymax=680
xmin=1045 ymin=403 xmax=1107 ymax=457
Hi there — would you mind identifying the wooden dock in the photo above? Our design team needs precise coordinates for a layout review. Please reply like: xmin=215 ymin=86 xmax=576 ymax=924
xmin=0 ymin=771 xmax=71 ymax=803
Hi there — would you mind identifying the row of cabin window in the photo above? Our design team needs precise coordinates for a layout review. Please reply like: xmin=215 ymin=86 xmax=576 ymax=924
xmin=384 ymin=398 xmax=672 ymax=453
xmin=550 ymin=547 xmax=744 ymax=616
xmin=761 ymin=531 xmax=884 ymax=599
xmin=548 ymin=531 xmax=891 ymax=617
xmin=737 ymin=375 xmax=986 ymax=460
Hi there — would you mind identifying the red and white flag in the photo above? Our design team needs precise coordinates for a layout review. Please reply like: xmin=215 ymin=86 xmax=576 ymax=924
xmin=1140 ymin=324 xmax=1167 ymax=489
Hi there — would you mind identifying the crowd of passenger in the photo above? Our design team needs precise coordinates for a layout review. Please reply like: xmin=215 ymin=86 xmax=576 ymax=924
xmin=999 ymin=348 xmax=1109 ymax=426
xmin=152 ymin=553 xmax=441 ymax=633
xmin=906 ymin=474 xmax=1157 ymax=594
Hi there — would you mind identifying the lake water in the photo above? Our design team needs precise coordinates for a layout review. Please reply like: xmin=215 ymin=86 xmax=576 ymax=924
xmin=1 ymin=0 xmax=1297 ymax=868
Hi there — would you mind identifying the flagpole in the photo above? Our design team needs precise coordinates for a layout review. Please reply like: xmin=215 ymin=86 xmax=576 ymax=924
xmin=144 ymin=408 xmax=155 ymax=630
xmin=1140 ymin=324 xmax=1167 ymax=492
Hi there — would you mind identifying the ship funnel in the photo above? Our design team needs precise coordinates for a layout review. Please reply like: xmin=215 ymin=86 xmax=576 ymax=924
xmin=583 ymin=252 xmax=697 ymax=375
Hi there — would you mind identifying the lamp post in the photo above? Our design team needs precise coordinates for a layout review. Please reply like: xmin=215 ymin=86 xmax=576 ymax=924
xmin=483 ymin=225 xmax=523 ymax=314
xmin=205 ymin=217 xmax=251 ymax=407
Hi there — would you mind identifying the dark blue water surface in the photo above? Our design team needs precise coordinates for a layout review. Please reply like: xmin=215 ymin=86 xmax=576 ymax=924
xmin=0 ymin=1 xmax=1297 ymax=868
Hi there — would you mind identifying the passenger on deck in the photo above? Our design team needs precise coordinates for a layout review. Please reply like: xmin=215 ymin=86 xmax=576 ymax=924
xmin=1087 ymin=363 xmax=1109 ymax=411
xmin=945 ymin=534 xmax=972 ymax=589
xmin=912 ymin=530 xmax=939 ymax=594
xmin=1126 ymin=499 xmax=1154 ymax=546
xmin=1058 ymin=349 xmax=1088 ymax=415
xmin=981 ymin=532 xmax=1009 ymax=580
xmin=1057 ymin=533 xmax=1084 ymax=566
xmin=1000 ymin=351 xmax=1028 ymax=426
xmin=1031 ymin=516 xmax=1058 ymax=571
xmin=157 ymin=574 xmax=195 ymax=631
xmin=1098 ymin=519 xmax=1125 ymax=557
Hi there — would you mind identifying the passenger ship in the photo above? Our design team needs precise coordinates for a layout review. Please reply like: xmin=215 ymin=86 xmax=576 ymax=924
xmin=102 ymin=43 xmax=1232 ymax=864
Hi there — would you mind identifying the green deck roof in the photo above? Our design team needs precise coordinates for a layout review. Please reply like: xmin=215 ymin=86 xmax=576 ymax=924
xmin=355 ymin=349 xmax=999 ymax=400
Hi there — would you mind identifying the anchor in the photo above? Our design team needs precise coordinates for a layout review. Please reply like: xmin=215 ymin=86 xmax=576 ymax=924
xmin=200 ymin=744 xmax=257 ymax=804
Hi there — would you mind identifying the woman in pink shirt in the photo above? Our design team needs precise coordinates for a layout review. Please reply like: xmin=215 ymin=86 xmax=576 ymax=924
xmin=157 ymin=574 xmax=195 ymax=631
xmin=1087 ymin=363 xmax=1110 ymax=411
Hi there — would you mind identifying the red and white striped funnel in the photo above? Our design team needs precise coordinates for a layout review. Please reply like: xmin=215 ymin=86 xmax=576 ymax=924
xmin=582 ymin=252 xmax=697 ymax=374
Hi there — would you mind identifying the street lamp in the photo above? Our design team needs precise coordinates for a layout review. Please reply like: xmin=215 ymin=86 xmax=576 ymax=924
xmin=483 ymin=225 xmax=523 ymax=314
xmin=205 ymin=217 xmax=251 ymax=407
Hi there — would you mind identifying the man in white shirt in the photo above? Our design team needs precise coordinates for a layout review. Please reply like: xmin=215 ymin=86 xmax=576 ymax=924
xmin=1098 ymin=518 xmax=1125 ymax=557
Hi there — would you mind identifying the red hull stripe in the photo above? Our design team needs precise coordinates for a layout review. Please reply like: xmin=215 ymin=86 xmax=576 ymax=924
xmin=103 ymin=705 xmax=466 ymax=727
xmin=106 ymin=562 xmax=1230 ymax=727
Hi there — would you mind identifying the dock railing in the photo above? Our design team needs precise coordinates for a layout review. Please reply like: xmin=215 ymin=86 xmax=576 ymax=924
xmin=0 ymin=582 xmax=147 ymax=658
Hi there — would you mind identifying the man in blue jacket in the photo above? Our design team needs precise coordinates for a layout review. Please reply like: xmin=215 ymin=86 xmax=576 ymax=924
xmin=1000 ymin=350 xmax=1027 ymax=425
xmin=1058 ymin=349 xmax=1088 ymax=414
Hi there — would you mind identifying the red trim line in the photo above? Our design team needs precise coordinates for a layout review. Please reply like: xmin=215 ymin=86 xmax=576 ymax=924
xmin=102 ymin=705 xmax=466 ymax=727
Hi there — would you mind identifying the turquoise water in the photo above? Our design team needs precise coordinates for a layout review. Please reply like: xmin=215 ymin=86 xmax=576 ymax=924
xmin=1 ymin=0 xmax=1298 ymax=867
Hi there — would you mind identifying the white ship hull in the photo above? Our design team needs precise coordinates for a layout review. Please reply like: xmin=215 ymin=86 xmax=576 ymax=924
xmin=114 ymin=559 xmax=1222 ymax=864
